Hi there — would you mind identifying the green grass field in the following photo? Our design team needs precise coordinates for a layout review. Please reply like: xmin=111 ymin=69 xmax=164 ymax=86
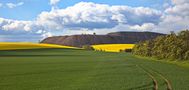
xmin=0 ymin=48 xmax=189 ymax=90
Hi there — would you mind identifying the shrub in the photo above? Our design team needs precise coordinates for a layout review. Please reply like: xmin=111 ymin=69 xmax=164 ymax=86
xmin=82 ymin=45 xmax=94 ymax=50
xmin=125 ymin=49 xmax=132 ymax=52
xmin=120 ymin=49 xmax=133 ymax=52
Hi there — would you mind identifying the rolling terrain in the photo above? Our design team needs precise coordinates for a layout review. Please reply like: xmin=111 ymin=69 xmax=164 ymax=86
xmin=0 ymin=48 xmax=189 ymax=90
xmin=41 ymin=31 xmax=165 ymax=47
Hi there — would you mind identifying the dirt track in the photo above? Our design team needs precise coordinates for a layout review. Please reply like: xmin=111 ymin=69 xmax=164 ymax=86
xmin=137 ymin=65 xmax=172 ymax=90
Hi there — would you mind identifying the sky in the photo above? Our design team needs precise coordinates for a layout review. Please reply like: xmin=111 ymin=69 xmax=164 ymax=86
xmin=0 ymin=0 xmax=189 ymax=42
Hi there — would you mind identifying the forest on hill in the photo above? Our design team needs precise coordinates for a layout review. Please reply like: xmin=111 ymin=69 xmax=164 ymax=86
xmin=132 ymin=30 xmax=189 ymax=60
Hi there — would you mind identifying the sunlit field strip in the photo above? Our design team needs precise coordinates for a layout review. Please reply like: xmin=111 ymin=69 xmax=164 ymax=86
xmin=92 ymin=44 xmax=135 ymax=52
xmin=0 ymin=42 xmax=78 ymax=50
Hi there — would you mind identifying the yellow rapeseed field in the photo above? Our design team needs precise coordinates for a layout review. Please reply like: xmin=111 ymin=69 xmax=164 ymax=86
xmin=0 ymin=42 xmax=77 ymax=50
xmin=92 ymin=44 xmax=135 ymax=52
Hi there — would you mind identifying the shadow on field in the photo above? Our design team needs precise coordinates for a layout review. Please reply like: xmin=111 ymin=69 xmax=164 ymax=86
xmin=127 ymin=83 xmax=153 ymax=90
xmin=0 ymin=48 xmax=89 ymax=57
xmin=0 ymin=54 xmax=88 ymax=57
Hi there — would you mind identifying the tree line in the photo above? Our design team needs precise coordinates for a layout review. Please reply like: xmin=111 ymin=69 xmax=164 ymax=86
xmin=132 ymin=30 xmax=189 ymax=60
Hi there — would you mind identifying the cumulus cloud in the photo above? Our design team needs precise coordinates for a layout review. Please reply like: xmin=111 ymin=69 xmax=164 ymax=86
xmin=172 ymin=0 xmax=189 ymax=5
xmin=129 ymin=23 xmax=155 ymax=31
xmin=169 ymin=0 xmax=189 ymax=15
xmin=37 ymin=2 xmax=162 ymax=30
xmin=50 ymin=0 xmax=60 ymax=5
xmin=153 ymin=0 xmax=189 ymax=33
xmin=6 ymin=2 xmax=24 ymax=8
xmin=0 ymin=18 xmax=31 ymax=31
xmin=0 ymin=18 xmax=50 ymax=40
xmin=0 ymin=1 xmax=189 ymax=42
xmin=0 ymin=2 xmax=162 ymax=31
xmin=0 ymin=18 xmax=42 ymax=31
xmin=165 ymin=3 xmax=189 ymax=16
xmin=154 ymin=15 xmax=189 ymax=33
xmin=1 ymin=1 xmax=188 ymax=33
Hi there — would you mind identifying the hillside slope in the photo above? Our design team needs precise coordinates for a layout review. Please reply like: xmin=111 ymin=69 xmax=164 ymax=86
xmin=41 ymin=31 xmax=165 ymax=47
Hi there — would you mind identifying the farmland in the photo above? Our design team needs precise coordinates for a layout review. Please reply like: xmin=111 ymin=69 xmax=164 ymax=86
xmin=92 ymin=44 xmax=135 ymax=52
xmin=0 ymin=48 xmax=189 ymax=90
xmin=0 ymin=42 xmax=77 ymax=50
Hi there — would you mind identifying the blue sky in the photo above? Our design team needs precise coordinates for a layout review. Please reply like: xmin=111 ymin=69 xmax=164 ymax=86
xmin=0 ymin=0 xmax=188 ymax=42
xmin=0 ymin=0 xmax=169 ymax=20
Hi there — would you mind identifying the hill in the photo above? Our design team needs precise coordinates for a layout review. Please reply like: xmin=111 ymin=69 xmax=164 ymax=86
xmin=41 ymin=31 xmax=165 ymax=47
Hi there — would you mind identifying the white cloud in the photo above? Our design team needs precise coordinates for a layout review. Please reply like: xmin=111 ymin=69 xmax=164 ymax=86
xmin=0 ymin=18 xmax=33 ymax=31
xmin=1 ymin=1 xmax=189 ymax=42
xmin=37 ymin=2 xmax=162 ymax=30
xmin=172 ymin=0 xmax=189 ymax=5
xmin=50 ymin=0 xmax=60 ymax=5
xmin=165 ymin=3 xmax=189 ymax=16
xmin=155 ymin=15 xmax=189 ymax=33
xmin=42 ymin=32 xmax=52 ymax=39
xmin=0 ymin=2 xmax=162 ymax=32
xmin=0 ymin=17 xmax=53 ymax=40
xmin=6 ymin=2 xmax=24 ymax=8
xmin=129 ymin=23 xmax=155 ymax=31
xmin=153 ymin=0 xmax=189 ymax=33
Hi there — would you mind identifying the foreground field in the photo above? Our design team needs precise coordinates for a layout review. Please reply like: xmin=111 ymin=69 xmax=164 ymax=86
xmin=92 ymin=44 xmax=135 ymax=52
xmin=0 ymin=42 xmax=77 ymax=50
xmin=0 ymin=48 xmax=189 ymax=90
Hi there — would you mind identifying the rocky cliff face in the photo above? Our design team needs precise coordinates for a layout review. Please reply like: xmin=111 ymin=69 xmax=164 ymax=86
xmin=41 ymin=32 xmax=165 ymax=47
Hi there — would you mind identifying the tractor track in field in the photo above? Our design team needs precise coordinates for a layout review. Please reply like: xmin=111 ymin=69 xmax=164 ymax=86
xmin=149 ymin=68 xmax=173 ymax=90
xmin=136 ymin=65 xmax=158 ymax=90
xmin=136 ymin=65 xmax=172 ymax=90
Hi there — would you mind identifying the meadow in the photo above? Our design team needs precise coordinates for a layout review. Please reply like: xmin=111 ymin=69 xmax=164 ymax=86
xmin=0 ymin=48 xmax=189 ymax=90
xmin=92 ymin=44 xmax=135 ymax=52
